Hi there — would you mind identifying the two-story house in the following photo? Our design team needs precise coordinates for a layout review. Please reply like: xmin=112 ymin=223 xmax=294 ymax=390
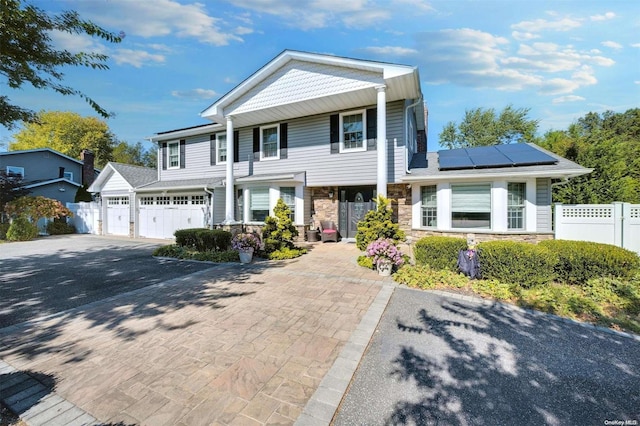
xmin=90 ymin=50 xmax=590 ymax=242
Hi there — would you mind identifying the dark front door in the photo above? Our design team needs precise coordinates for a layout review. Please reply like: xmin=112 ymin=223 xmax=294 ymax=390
xmin=339 ymin=186 xmax=375 ymax=239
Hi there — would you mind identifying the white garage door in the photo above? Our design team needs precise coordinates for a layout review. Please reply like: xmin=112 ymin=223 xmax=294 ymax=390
xmin=139 ymin=194 xmax=207 ymax=239
xmin=106 ymin=196 xmax=130 ymax=236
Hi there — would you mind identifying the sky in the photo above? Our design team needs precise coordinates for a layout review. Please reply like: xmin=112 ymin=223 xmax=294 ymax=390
xmin=1 ymin=0 xmax=639 ymax=152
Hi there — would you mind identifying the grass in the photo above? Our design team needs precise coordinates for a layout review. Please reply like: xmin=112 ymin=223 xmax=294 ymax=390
xmin=393 ymin=265 xmax=640 ymax=334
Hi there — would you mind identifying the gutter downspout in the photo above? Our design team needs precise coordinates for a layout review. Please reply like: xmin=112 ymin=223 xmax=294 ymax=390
xmin=405 ymin=96 xmax=424 ymax=174
xmin=204 ymin=187 xmax=214 ymax=229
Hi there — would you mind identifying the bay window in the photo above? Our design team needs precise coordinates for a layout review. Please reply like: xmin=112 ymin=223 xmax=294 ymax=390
xmin=451 ymin=183 xmax=491 ymax=229
xmin=421 ymin=185 xmax=437 ymax=227
xmin=250 ymin=187 xmax=269 ymax=222
xmin=280 ymin=187 xmax=295 ymax=221
xmin=508 ymin=182 xmax=526 ymax=229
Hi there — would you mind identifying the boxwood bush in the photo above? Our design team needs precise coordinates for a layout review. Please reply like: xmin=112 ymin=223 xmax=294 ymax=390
xmin=539 ymin=239 xmax=640 ymax=285
xmin=477 ymin=240 xmax=557 ymax=288
xmin=6 ymin=216 xmax=38 ymax=241
xmin=413 ymin=236 xmax=467 ymax=271
xmin=174 ymin=228 xmax=232 ymax=252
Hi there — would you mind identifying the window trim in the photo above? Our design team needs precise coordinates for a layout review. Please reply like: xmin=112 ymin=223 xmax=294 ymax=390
xmin=339 ymin=109 xmax=367 ymax=153
xmin=507 ymin=182 xmax=526 ymax=230
xmin=216 ymin=133 xmax=227 ymax=165
xmin=420 ymin=185 xmax=437 ymax=228
xmin=6 ymin=166 xmax=24 ymax=177
xmin=450 ymin=183 xmax=492 ymax=230
xmin=249 ymin=187 xmax=270 ymax=222
xmin=167 ymin=141 xmax=180 ymax=169
xmin=260 ymin=124 xmax=280 ymax=160
xmin=63 ymin=171 xmax=73 ymax=181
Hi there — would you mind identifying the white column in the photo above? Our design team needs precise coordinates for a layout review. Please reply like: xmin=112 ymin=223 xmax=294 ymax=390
xmin=225 ymin=116 xmax=235 ymax=223
xmin=376 ymin=85 xmax=387 ymax=198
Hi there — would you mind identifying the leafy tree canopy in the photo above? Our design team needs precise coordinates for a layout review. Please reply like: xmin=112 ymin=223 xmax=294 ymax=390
xmin=10 ymin=110 xmax=116 ymax=168
xmin=439 ymin=105 xmax=539 ymax=149
xmin=112 ymin=141 xmax=157 ymax=169
xmin=0 ymin=170 xmax=30 ymax=222
xmin=0 ymin=0 xmax=121 ymax=129
xmin=538 ymin=108 xmax=640 ymax=204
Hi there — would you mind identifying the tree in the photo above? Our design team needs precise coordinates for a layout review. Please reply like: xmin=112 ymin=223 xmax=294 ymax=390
xmin=5 ymin=195 xmax=73 ymax=225
xmin=10 ymin=111 xmax=117 ymax=168
xmin=0 ymin=170 xmax=30 ymax=222
xmin=0 ymin=0 xmax=122 ymax=129
xmin=355 ymin=196 xmax=405 ymax=251
xmin=439 ymin=105 xmax=539 ymax=149
xmin=112 ymin=141 xmax=157 ymax=168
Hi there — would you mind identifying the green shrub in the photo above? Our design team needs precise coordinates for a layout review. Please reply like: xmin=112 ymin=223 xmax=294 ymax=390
xmin=262 ymin=199 xmax=305 ymax=258
xmin=6 ymin=216 xmax=38 ymax=241
xmin=539 ymin=240 xmax=640 ymax=285
xmin=471 ymin=279 xmax=518 ymax=300
xmin=477 ymin=240 xmax=557 ymax=288
xmin=267 ymin=247 xmax=307 ymax=260
xmin=153 ymin=244 xmax=239 ymax=262
xmin=46 ymin=218 xmax=76 ymax=235
xmin=355 ymin=196 xmax=405 ymax=251
xmin=393 ymin=264 xmax=469 ymax=289
xmin=520 ymin=284 xmax=603 ymax=319
xmin=0 ymin=223 xmax=9 ymax=240
xmin=413 ymin=236 xmax=467 ymax=271
xmin=174 ymin=228 xmax=232 ymax=252
xmin=357 ymin=255 xmax=374 ymax=269
xmin=153 ymin=244 xmax=185 ymax=258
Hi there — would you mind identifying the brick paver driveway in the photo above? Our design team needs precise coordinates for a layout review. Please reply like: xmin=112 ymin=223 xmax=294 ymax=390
xmin=0 ymin=240 xmax=388 ymax=425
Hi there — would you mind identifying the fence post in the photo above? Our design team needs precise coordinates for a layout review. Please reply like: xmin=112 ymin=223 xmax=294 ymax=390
xmin=613 ymin=202 xmax=623 ymax=248
xmin=554 ymin=203 xmax=562 ymax=237
xmin=621 ymin=202 xmax=630 ymax=251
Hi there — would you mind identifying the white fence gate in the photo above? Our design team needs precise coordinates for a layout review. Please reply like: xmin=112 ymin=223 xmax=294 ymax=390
xmin=67 ymin=202 xmax=100 ymax=234
xmin=555 ymin=203 xmax=640 ymax=254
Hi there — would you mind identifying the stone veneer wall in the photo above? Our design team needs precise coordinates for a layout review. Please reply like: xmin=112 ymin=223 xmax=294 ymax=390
xmin=310 ymin=186 xmax=339 ymax=231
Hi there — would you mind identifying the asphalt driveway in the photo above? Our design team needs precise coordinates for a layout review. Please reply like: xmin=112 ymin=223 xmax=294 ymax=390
xmin=0 ymin=235 xmax=214 ymax=328
xmin=334 ymin=287 xmax=640 ymax=425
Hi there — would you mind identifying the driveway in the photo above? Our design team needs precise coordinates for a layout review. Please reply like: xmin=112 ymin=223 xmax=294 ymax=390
xmin=0 ymin=235 xmax=214 ymax=328
xmin=334 ymin=287 xmax=640 ymax=425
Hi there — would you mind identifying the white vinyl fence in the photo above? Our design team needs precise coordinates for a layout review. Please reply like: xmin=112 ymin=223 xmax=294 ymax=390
xmin=67 ymin=202 xmax=100 ymax=234
xmin=555 ymin=203 xmax=640 ymax=254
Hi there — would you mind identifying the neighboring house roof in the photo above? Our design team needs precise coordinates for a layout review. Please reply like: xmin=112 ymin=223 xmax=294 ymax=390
xmin=136 ymin=177 xmax=224 ymax=192
xmin=403 ymin=143 xmax=591 ymax=181
xmin=89 ymin=162 xmax=157 ymax=192
xmin=23 ymin=178 xmax=81 ymax=189
xmin=0 ymin=147 xmax=83 ymax=165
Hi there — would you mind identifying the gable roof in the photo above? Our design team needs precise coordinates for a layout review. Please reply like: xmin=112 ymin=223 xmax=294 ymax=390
xmin=404 ymin=143 xmax=591 ymax=181
xmin=1 ymin=147 xmax=84 ymax=166
xmin=200 ymin=49 xmax=423 ymax=129
xmin=89 ymin=162 xmax=157 ymax=192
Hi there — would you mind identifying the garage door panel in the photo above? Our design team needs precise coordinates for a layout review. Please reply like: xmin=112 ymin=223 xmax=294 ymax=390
xmin=139 ymin=195 xmax=206 ymax=239
xmin=106 ymin=197 xmax=130 ymax=236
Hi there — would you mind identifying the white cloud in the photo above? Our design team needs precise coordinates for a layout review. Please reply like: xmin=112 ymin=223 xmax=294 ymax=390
xmin=77 ymin=0 xmax=243 ymax=46
xmin=511 ymin=31 xmax=540 ymax=41
xmin=591 ymin=12 xmax=615 ymax=21
xmin=635 ymin=81 xmax=640 ymax=85
xmin=631 ymin=43 xmax=640 ymax=48
xmin=361 ymin=46 xmax=419 ymax=56
xmin=112 ymin=49 xmax=165 ymax=68
xmin=391 ymin=0 xmax=435 ymax=13
xmin=511 ymin=17 xmax=582 ymax=33
xmin=601 ymin=41 xmax=623 ymax=50
xmin=224 ymin=77 xmax=236 ymax=84
xmin=234 ymin=26 xmax=254 ymax=35
xmin=171 ymin=88 xmax=218 ymax=99
xmin=552 ymin=95 xmax=586 ymax=104
xmin=50 ymin=31 xmax=106 ymax=54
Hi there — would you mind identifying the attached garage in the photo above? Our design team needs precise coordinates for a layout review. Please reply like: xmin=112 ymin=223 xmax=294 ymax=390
xmin=138 ymin=194 xmax=208 ymax=239
xmin=106 ymin=196 xmax=131 ymax=236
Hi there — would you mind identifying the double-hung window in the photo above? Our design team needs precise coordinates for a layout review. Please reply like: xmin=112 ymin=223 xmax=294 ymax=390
xmin=250 ymin=187 xmax=269 ymax=222
xmin=217 ymin=134 xmax=227 ymax=164
xmin=421 ymin=185 xmax=437 ymax=227
xmin=280 ymin=187 xmax=295 ymax=221
xmin=508 ymin=182 xmax=526 ymax=229
xmin=261 ymin=126 xmax=279 ymax=160
xmin=451 ymin=183 xmax=491 ymax=229
xmin=168 ymin=142 xmax=179 ymax=168
xmin=340 ymin=110 xmax=366 ymax=152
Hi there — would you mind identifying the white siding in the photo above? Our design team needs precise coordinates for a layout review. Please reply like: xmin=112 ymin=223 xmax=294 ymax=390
xmin=102 ymin=171 xmax=132 ymax=192
xmin=536 ymin=178 xmax=552 ymax=232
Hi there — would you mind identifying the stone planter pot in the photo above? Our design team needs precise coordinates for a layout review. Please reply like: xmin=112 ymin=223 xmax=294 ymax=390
xmin=377 ymin=261 xmax=393 ymax=276
xmin=238 ymin=248 xmax=254 ymax=264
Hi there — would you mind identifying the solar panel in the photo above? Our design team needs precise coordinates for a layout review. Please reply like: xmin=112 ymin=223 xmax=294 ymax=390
xmin=438 ymin=144 xmax=558 ymax=170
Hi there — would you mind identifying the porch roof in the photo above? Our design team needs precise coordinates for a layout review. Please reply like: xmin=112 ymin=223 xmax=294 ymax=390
xmin=136 ymin=177 xmax=224 ymax=192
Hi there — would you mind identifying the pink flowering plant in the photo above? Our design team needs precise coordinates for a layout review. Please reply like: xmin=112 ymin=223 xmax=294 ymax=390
xmin=365 ymin=238 xmax=404 ymax=269
xmin=231 ymin=233 xmax=261 ymax=251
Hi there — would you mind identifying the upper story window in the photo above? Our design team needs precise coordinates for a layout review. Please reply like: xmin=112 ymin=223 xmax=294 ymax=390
xmin=508 ymin=182 xmax=526 ymax=229
xmin=421 ymin=185 xmax=437 ymax=227
xmin=451 ymin=183 xmax=491 ymax=229
xmin=6 ymin=166 xmax=24 ymax=178
xmin=261 ymin=125 xmax=279 ymax=160
xmin=340 ymin=110 xmax=366 ymax=152
xmin=217 ymin=134 xmax=227 ymax=164
xmin=63 ymin=171 xmax=73 ymax=181
xmin=168 ymin=142 xmax=179 ymax=168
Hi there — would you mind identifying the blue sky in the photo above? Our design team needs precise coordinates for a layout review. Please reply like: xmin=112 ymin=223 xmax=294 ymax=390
xmin=2 ymin=0 xmax=638 ymax=152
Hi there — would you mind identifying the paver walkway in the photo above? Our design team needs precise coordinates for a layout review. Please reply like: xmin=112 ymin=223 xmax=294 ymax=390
xmin=0 ymin=242 xmax=391 ymax=425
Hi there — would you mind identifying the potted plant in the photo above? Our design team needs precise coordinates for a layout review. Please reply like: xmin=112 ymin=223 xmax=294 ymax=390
xmin=232 ymin=233 xmax=261 ymax=263
xmin=365 ymin=238 xmax=404 ymax=276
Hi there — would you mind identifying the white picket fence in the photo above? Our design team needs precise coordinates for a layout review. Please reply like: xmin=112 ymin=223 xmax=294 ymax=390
xmin=66 ymin=202 xmax=100 ymax=234
xmin=555 ymin=203 xmax=640 ymax=254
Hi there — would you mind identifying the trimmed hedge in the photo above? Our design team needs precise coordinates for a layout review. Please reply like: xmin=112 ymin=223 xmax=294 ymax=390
xmin=477 ymin=240 xmax=557 ymax=288
xmin=46 ymin=218 xmax=76 ymax=235
xmin=413 ymin=236 xmax=467 ymax=271
xmin=6 ymin=216 xmax=38 ymax=241
xmin=174 ymin=228 xmax=232 ymax=252
xmin=539 ymin=239 xmax=640 ymax=285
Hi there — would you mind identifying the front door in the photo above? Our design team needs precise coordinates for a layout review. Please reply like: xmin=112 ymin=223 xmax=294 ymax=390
xmin=338 ymin=186 xmax=375 ymax=239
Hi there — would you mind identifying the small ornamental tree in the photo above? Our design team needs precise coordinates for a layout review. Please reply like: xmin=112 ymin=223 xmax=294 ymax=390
xmin=5 ymin=196 xmax=74 ymax=225
xmin=262 ymin=198 xmax=298 ymax=253
xmin=355 ymin=195 xmax=405 ymax=251
xmin=0 ymin=170 xmax=30 ymax=222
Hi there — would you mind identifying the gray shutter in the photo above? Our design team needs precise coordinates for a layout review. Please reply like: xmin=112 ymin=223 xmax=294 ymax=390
xmin=210 ymin=135 xmax=216 ymax=166
xmin=330 ymin=114 xmax=339 ymax=154
xmin=253 ymin=127 xmax=260 ymax=161
xmin=162 ymin=143 xmax=167 ymax=170
xmin=367 ymin=108 xmax=377 ymax=151
xmin=280 ymin=123 xmax=288 ymax=159
xmin=179 ymin=139 xmax=186 ymax=169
